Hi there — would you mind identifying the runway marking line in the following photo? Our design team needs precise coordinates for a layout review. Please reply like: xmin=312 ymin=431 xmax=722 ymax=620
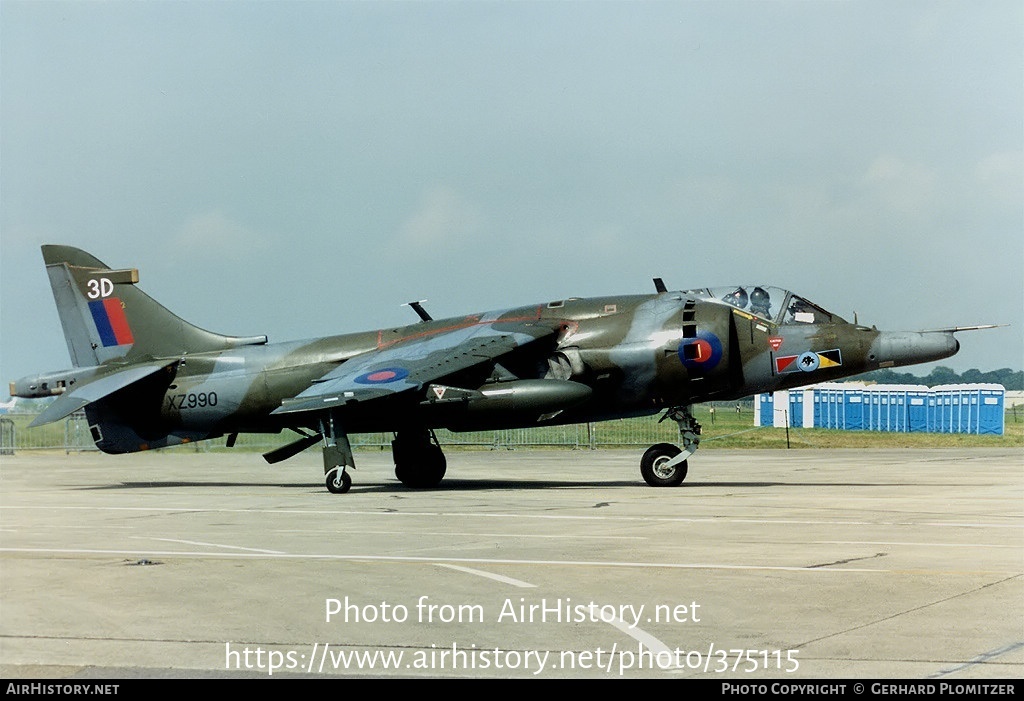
xmin=3 ymin=547 xmax=1018 ymax=575
xmin=434 ymin=563 xmax=536 ymax=587
xmin=140 ymin=537 xmax=285 ymax=554
xmin=433 ymin=563 xmax=684 ymax=672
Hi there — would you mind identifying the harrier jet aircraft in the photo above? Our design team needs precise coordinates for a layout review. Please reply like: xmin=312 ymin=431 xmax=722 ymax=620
xmin=10 ymin=245 xmax=992 ymax=493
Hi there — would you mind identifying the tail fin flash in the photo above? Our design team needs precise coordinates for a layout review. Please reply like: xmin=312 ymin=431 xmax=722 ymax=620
xmin=41 ymin=245 xmax=267 ymax=367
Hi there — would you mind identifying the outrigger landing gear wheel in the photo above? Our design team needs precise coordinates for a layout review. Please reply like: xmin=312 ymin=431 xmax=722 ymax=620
xmin=325 ymin=466 xmax=352 ymax=494
xmin=320 ymin=411 xmax=356 ymax=494
xmin=640 ymin=443 xmax=687 ymax=487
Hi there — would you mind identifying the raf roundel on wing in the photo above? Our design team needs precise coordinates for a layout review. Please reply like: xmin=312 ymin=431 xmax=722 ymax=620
xmin=354 ymin=367 xmax=410 ymax=385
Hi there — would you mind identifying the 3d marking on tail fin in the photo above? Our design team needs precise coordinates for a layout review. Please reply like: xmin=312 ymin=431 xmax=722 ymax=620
xmin=41 ymin=245 xmax=267 ymax=368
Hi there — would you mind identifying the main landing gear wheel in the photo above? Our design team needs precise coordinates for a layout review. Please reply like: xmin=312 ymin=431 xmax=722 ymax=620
xmin=325 ymin=467 xmax=352 ymax=494
xmin=640 ymin=443 xmax=688 ymax=487
xmin=393 ymin=433 xmax=447 ymax=489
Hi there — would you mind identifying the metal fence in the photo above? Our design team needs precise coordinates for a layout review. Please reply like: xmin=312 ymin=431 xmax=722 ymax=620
xmin=0 ymin=411 xmax=684 ymax=454
xmin=0 ymin=418 xmax=14 ymax=456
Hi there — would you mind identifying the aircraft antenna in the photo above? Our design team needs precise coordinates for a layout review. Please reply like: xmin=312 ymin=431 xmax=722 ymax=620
xmin=404 ymin=300 xmax=433 ymax=322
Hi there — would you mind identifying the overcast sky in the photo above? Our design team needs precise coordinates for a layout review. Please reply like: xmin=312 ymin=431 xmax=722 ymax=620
xmin=2 ymin=0 xmax=1021 ymax=387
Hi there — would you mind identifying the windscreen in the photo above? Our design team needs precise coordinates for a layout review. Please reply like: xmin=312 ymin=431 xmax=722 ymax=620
xmin=683 ymin=286 xmax=846 ymax=325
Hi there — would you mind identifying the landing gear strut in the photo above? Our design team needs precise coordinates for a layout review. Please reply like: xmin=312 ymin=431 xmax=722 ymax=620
xmin=320 ymin=412 xmax=354 ymax=494
xmin=640 ymin=405 xmax=701 ymax=487
xmin=392 ymin=428 xmax=447 ymax=489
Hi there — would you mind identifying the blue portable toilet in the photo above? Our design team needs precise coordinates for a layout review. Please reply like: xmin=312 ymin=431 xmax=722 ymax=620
xmin=812 ymin=387 xmax=824 ymax=427
xmin=816 ymin=385 xmax=833 ymax=428
xmin=755 ymin=393 xmax=774 ymax=427
xmin=799 ymin=383 xmax=1003 ymax=435
xmin=829 ymin=384 xmax=843 ymax=428
xmin=815 ymin=382 xmax=831 ymax=425
xmin=890 ymin=386 xmax=915 ymax=432
xmin=843 ymin=385 xmax=865 ymax=430
xmin=932 ymin=390 xmax=944 ymax=433
xmin=935 ymin=384 xmax=1005 ymax=435
xmin=881 ymin=386 xmax=904 ymax=432
xmin=867 ymin=390 xmax=881 ymax=431
xmin=873 ymin=387 xmax=890 ymax=432
xmin=949 ymin=386 xmax=964 ymax=433
xmin=883 ymin=388 xmax=896 ymax=432
xmin=857 ymin=384 xmax=908 ymax=432
xmin=935 ymin=387 xmax=949 ymax=433
xmin=933 ymin=387 xmax=952 ymax=433
xmin=978 ymin=385 xmax=1005 ymax=435
xmin=808 ymin=383 xmax=849 ymax=429
xmin=827 ymin=384 xmax=843 ymax=429
xmin=892 ymin=384 xmax=909 ymax=429
xmin=960 ymin=385 xmax=979 ymax=433
xmin=789 ymin=391 xmax=804 ymax=428
xmin=907 ymin=387 xmax=929 ymax=433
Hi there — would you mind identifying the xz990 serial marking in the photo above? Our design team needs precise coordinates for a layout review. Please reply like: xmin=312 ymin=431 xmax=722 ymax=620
xmin=167 ymin=392 xmax=218 ymax=410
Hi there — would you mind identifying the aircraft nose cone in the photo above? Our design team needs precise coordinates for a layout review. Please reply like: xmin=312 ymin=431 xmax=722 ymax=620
xmin=872 ymin=331 xmax=959 ymax=368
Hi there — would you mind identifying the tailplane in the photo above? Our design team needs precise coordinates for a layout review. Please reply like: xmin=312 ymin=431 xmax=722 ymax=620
xmin=41 ymin=245 xmax=267 ymax=367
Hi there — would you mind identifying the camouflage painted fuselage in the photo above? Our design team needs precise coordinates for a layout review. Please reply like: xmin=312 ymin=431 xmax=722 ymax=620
xmin=78 ymin=293 xmax=949 ymax=453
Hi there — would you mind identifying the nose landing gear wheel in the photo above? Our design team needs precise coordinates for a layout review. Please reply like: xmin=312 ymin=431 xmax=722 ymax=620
xmin=640 ymin=443 xmax=687 ymax=487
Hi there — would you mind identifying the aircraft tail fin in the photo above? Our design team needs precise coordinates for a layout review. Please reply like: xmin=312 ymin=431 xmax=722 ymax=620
xmin=41 ymin=245 xmax=267 ymax=367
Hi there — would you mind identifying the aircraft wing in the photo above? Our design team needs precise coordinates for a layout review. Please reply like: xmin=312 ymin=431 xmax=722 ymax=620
xmin=272 ymin=316 xmax=558 ymax=416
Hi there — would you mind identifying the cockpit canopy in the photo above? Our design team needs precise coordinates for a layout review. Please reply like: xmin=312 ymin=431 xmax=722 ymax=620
xmin=682 ymin=286 xmax=847 ymax=326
